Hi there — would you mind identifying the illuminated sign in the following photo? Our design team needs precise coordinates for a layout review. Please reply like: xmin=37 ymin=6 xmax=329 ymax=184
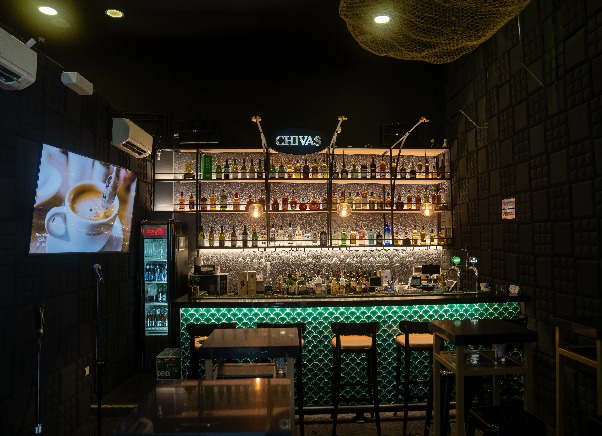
xmin=270 ymin=128 xmax=327 ymax=155
xmin=144 ymin=226 xmax=166 ymax=237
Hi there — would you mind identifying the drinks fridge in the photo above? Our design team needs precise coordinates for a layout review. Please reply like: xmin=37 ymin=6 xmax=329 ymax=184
xmin=141 ymin=219 xmax=188 ymax=368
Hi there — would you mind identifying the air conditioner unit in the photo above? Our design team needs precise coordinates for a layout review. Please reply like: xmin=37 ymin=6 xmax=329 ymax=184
xmin=0 ymin=27 xmax=37 ymax=91
xmin=111 ymin=118 xmax=153 ymax=158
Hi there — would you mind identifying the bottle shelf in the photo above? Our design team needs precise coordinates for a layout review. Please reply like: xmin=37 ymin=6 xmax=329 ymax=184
xmin=332 ymin=177 xmax=450 ymax=185
xmin=267 ymin=178 xmax=328 ymax=183
xmin=195 ymin=244 xmax=450 ymax=251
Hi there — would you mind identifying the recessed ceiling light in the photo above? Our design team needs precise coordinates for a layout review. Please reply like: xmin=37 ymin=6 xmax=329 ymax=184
xmin=105 ymin=9 xmax=124 ymax=18
xmin=374 ymin=15 xmax=390 ymax=24
xmin=39 ymin=6 xmax=58 ymax=16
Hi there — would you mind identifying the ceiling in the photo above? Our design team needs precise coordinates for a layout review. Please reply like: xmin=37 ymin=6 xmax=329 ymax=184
xmin=0 ymin=1 xmax=442 ymax=147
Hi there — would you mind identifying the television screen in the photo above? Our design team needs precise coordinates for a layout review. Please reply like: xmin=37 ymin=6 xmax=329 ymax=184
xmin=29 ymin=144 xmax=138 ymax=254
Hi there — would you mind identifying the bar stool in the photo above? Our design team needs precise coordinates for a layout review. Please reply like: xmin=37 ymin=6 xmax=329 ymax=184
xmin=257 ymin=322 xmax=306 ymax=436
xmin=394 ymin=320 xmax=435 ymax=436
xmin=330 ymin=321 xmax=381 ymax=436
xmin=185 ymin=322 xmax=236 ymax=379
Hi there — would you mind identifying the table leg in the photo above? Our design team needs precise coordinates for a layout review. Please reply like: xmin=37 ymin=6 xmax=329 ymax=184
xmin=287 ymin=357 xmax=295 ymax=436
xmin=204 ymin=358 xmax=214 ymax=380
xmin=433 ymin=335 xmax=442 ymax=436
xmin=456 ymin=345 xmax=466 ymax=436
xmin=556 ymin=327 xmax=563 ymax=436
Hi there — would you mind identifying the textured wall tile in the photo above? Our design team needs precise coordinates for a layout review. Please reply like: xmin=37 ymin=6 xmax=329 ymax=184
xmin=576 ymin=260 xmax=600 ymax=296
xmin=532 ymin=189 xmax=550 ymax=222
xmin=565 ymin=29 xmax=587 ymax=70
xmin=519 ymin=224 xmax=534 ymax=253
xmin=571 ymin=180 xmax=594 ymax=217
xmin=567 ymin=103 xmax=591 ymax=143
xmin=516 ymin=161 xmax=531 ymax=192
xmin=536 ymin=256 xmax=553 ymax=288
xmin=549 ymin=149 xmax=569 ymax=184
xmin=554 ymin=222 xmax=574 ymax=255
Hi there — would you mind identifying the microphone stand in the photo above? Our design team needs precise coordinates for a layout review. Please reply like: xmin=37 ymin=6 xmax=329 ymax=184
xmin=34 ymin=305 xmax=44 ymax=435
xmin=94 ymin=275 xmax=105 ymax=436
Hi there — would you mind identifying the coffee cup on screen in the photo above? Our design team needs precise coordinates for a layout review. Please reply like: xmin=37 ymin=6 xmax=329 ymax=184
xmin=45 ymin=181 xmax=120 ymax=251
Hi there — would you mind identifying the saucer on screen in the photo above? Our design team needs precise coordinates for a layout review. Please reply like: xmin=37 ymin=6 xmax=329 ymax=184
xmin=45 ymin=217 xmax=123 ymax=253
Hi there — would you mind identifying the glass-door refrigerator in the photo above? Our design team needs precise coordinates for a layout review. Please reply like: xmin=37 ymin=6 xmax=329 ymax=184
xmin=141 ymin=219 xmax=188 ymax=368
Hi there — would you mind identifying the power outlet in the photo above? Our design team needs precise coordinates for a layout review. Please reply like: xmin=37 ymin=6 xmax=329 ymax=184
xmin=84 ymin=366 xmax=90 ymax=377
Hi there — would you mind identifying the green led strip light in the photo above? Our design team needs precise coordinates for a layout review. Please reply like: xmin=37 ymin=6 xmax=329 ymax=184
xmin=181 ymin=302 xmax=520 ymax=406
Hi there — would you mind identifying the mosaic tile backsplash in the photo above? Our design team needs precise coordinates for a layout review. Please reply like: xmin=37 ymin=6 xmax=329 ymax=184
xmin=180 ymin=302 xmax=521 ymax=406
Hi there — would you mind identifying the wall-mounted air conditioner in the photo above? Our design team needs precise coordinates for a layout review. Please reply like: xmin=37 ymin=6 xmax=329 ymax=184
xmin=111 ymin=118 xmax=153 ymax=158
xmin=0 ymin=26 xmax=37 ymax=91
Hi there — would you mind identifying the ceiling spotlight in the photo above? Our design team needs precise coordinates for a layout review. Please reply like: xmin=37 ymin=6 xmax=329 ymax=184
xmin=39 ymin=6 xmax=58 ymax=16
xmin=374 ymin=15 xmax=390 ymax=24
xmin=105 ymin=9 xmax=124 ymax=18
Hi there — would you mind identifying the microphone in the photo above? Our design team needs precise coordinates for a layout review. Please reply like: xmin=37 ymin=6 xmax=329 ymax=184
xmin=93 ymin=264 xmax=104 ymax=282
xmin=34 ymin=304 xmax=45 ymax=336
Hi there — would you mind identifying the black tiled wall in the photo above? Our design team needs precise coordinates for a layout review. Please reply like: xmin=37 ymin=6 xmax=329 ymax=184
xmin=0 ymin=55 xmax=152 ymax=434
xmin=444 ymin=0 xmax=602 ymax=432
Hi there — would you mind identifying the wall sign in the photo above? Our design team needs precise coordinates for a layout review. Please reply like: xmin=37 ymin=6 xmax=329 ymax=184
xmin=269 ymin=128 xmax=327 ymax=155
xmin=502 ymin=197 xmax=515 ymax=220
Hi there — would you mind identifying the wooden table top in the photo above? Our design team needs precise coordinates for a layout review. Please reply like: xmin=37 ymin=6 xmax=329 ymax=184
xmin=551 ymin=315 xmax=602 ymax=339
xmin=428 ymin=319 xmax=538 ymax=346
xmin=198 ymin=327 xmax=301 ymax=360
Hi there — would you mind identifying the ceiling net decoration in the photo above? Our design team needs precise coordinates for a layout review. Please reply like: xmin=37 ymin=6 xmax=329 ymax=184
xmin=339 ymin=0 xmax=531 ymax=64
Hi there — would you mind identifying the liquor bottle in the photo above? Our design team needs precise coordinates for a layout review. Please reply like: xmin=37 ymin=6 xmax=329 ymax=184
xmin=350 ymin=162 xmax=359 ymax=178
xmin=361 ymin=187 xmax=368 ymax=209
xmin=232 ymin=192 xmax=241 ymax=211
xmin=430 ymin=228 xmax=436 ymax=245
xmin=385 ymin=191 xmax=392 ymax=209
xmin=223 ymin=159 xmax=230 ymax=179
xmin=231 ymin=158 xmax=239 ymax=179
xmin=321 ymin=159 xmax=328 ymax=178
xmin=369 ymin=191 xmax=376 ymax=210
xmin=219 ymin=226 xmax=225 ymax=247
xmin=289 ymin=190 xmax=297 ymax=210
xmin=242 ymin=225 xmax=249 ymax=248
xmin=414 ymin=192 xmax=422 ymax=210
xmin=424 ymin=156 xmax=430 ymax=179
xmin=269 ymin=156 xmax=276 ymax=178
xmin=369 ymin=156 xmax=377 ymax=178
xmin=340 ymin=229 xmax=347 ymax=246
xmin=420 ymin=226 xmax=427 ymax=245
xmin=393 ymin=193 xmax=403 ymax=210
xmin=200 ymin=195 xmax=208 ymax=211
xmin=416 ymin=158 xmax=423 ymax=179
xmin=438 ymin=154 xmax=445 ymax=178
xmin=331 ymin=160 xmax=339 ymax=178
xmin=240 ymin=158 xmax=247 ymax=179
xmin=309 ymin=195 xmax=320 ymax=211
xmin=251 ymin=224 xmax=258 ymax=247
xmin=399 ymin=158 xmax=407 ymax=179
xmin=311 ymin=159 xmax=319 ymax=178
xmin=215 ymin=156 xmax=223 ymax=179
xmin=209 ymin=227 xmax=215 ymax=247
xmin=245 ymin=194 xmax=254 ymax=211
xmin=281 ymin=192 xmax=289 ymax=211
xmin=412 ymin=225 xmax=419 ymax=245
xmin=391 ymin=159 xmax=397 ymax=178
xmin=376 ymin=229 xmax=383 ymax=245
xmin=354 ymin=191 xmax=361 ymax=210
xmin=403 ymin=229 xmax=411 ymax=246
xmin=294 ymin=160 xmax=301 ymax=178
xmin=377 ymin=193 xmax=384 ymax=210
xmin=277 ymin=225 xmax=286 ymax=245
xmin=188 ymin=192 xmax=195 ymax=210
xmin=358 ymin=228 xmax=366 ymax=245
xmin=340 ymin=160 xmax=348 ymax=178
xmin=384 ymin=221 xmax=392 ymax=246
xmin=230 ymin=226 xmax=237 ymax=247
xmin=271 ymin=196 xmax=279 ymax=211
xmin=394 ymin=231 xmax=400 ymax=246
xmin=198 ymin=225 xmax=205 ymax=248
xmin=299 ymin=197 xmax=307 ymax=211
xmin=367 ymin=229 xmax=375 ymax=245
xmin=278 ymin=156 xmax=286 ymax=178
xmin=360 ymin=160 xmax=368 ymax=179
xmin=219 ymin=190 xmax=228 ymax=210
xmin=259 ymin=226 xmax=267 ymax=247
xmin=349 ymin=230 xmax=357 ymax=245
xmin=302 ymin=159 xmax=310 ymax=178
xmin=249 ymin=159 xmax=256 ymax=178
xmin=409 ymin=160 xmax=417 ymax=179
xmin=287 ymin=222 xmax=294 ymax=245
xmin=294 ymin=225 xmax=303 ymax=246
xmin=257 ymin=158 xmax=264 ymax=179
xmin=331 ymin=192 xmax=338 ymax=210
xmin=270 ymin=225 xmax=276 ymax=243
xmin=210 ymin=191 xmax=217 ymax=210
xmin=178 ymin=191 xmax=185 ymax=211
xmin=346 ymin=191 xmax=354 ymax=207
xmin=379 ymin=156 xmax=387 ymax=178
xmin=321 ymin=193 xmax=329 ymax=210
xmin=406 ymin=191 xmax=413 ymax=210
xmin=319 ymin=228 xmax=328 ymax=246
xmin=287 ymin=161 xmax=294 ymax=178
xmin=432 ymin=157 xmax=439 ymax=179
xmin=258 ymin=188 xmax=266 ymax=209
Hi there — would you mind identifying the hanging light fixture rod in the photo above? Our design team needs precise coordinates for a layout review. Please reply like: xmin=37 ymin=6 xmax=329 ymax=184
xmin=251 ymin=115 xmax=268 ymax=150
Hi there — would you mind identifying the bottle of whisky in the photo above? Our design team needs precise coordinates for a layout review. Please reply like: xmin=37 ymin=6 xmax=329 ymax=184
xmin=379 ymin=156 xmax=387 ymax=178
xmin=385 ymin=191 xmax=392 ymax=209
xmin=198 ymin=225 xmax=205 ymax=248
xmin=271 ymin=196 xmax=279 ymax=211
xmin=287 ymin=161 xmax=294 ymax=178
xmin=430 ymin=228 xmax=436 ymax=245
xmin=249 ymin=159 xmax=256 ymax=178
xmin=245 ymin=194 xmax=254 ymax=211
xmin=412 ymin=225 xmax=419 ymax=245
xmin=269 ymin=156 xmax=276 ymax=178
xmin=416 ymin=158 xmax=423 ymax=179
xmin=219 ymin=226 xmax=226 ymax=247
xmin=278 ymin=156 xmax=286 ymax=178
xmin=360 ymin=160 xmax=368 ymax=179
xmin=215 ymin=157 xmax=222 ymax=179
xmin=209 ymin=227 xmax=215 ymax=247
xmin=232 ymin=192 xmax=241 ymax=211
xmin=188 ymin=192 xmax=195 ymax=210
xmin=377 ymin=193 xmax=384 ymax=210
xmin=369 ymin=156 xmax=377 ymax=178
xmin=361 ymin=187 xmax=368 ymax=209
xmin=424 ymin=155 xmax=430 ymax=179
xmin=409 ymin=160 xmax=417 ymax=179
xmin=395 ymin=193 xmax=404 ymax=210
xmin=178 ymin=192 xmax=185 ymax=211
xmin=251 ymin=224 xmax=258 ymax=248
xmin=257 ymin=158 xmax=264 ymax=179
xmin=311 ymin=159 xmax=319 ymax=178
xmin=399 ymin=158 xmax=407 ymax=179
xmin=242 ymin=225 xmax=249 ymax=248
xmin=319 ymin=228 xmax=328 ymax=246
xmin=281 ymin=192 xmax=289 ymax=211
xmin=230 ymin=226 xmax=237 ymax=247
xmin=406 ymin=191 xmax=413 ymax=210
xmin=258 ymin=188 xmax=266 ymax=209
xmin=294 ymin=160 xmax=301 ymax=178
xmin=354 ymin=191 xmax=361 ymax=210
xmin=270 ymin=225 xmax=276 ymax=243
xmin=302 ymin=159 xmax=310 ymax=178
xmin=223 ymin=159 xmax=230 ymax=179
xmin=369 ymin=191 xmax=376 ymax=210
xmin=420 ymin=226 xmax=427 ymax=245
xmin=240 ymin=158 xmax=247 ymax=179
xmin=340 ymin=160 xmax=348 ymax=178
xmin=332 ymin=160 xmax=339 ymax=178
xmin=210 ymin=191 xmax=217 ymax=210
xmin=376 ymin=229 xmax=383 ymax=245
xmin=289 ymin=190 xmax=297 ymax=210
xmin=321 ymin=159 xmax=328 ymax=178
xmin=391 ymin=159 xmax=397 ymax=179
xmin=219 ymin=190 xmax=228 ymax=210
xmin=231 ymin=158 xmax=239 ymax=179
xmin=350 ymin=162 xmax=359 ymax=178
xmin=414 ymin=192 xmax=422 ymax=210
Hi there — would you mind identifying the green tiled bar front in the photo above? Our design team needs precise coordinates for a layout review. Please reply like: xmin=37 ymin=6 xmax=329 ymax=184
xmin=179 ymin=301 xmax=521 ymax=407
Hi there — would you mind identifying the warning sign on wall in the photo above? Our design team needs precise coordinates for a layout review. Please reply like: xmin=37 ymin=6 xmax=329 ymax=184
xmin=502 ymin=197 xmax=515 ymax=220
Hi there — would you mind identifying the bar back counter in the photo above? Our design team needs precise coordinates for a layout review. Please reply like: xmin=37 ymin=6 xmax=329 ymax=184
xmin=173 ymin=292 xmax=528 ymax=408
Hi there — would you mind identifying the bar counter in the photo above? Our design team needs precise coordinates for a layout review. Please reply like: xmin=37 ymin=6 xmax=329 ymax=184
xmin=173 ymin=291 xmax=528 ymax=408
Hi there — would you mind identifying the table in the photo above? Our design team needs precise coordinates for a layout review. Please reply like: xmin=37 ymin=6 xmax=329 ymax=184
xmin=553 ymin=316 xmax=602 ymax=436
xmin=112 ymin=379 xmax=293 ymax=435
xmin=429 ymin=319 xmax=538 ymax=436
xmin=197 ymin=327 xmax=300 ymax=435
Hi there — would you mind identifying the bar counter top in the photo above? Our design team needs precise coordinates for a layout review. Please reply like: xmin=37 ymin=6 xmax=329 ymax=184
xmin=173 ymin=291 xmax=528 ymax=308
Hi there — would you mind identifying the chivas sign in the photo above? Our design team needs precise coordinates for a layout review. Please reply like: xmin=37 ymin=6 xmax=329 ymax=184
xmin=270 ymin=128 xmax=327 ymax=155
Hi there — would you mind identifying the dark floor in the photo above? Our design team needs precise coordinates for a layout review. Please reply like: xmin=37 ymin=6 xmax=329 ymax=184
xmin=75 ymin=372 xmax=555 ymax=436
